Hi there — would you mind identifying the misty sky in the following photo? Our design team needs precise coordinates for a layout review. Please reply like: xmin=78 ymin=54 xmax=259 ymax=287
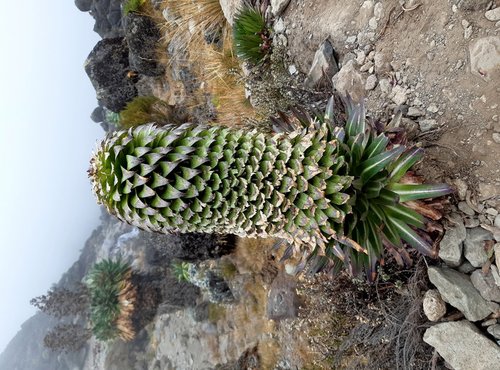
xmin=0 ymin=1 xmax=103 ymax=352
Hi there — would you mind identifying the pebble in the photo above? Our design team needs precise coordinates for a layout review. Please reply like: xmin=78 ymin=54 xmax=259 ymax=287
xmin=493 ymin=133 xmax=500 ymax=144
xmin=427 ymin=104 xmax=439 ymax=113
xmin=365 ymin=74 xmax=378 ymax=90
xmin=346 ymin=35 xmax=357 ymax=44
xmin=391 ymin=85 xmax=408 ymax=105
xmin=408 ymin=107 xmax=425 ymax=117
xmin=368 ymin=17 xmax=378 ymax=30
xmin=486 ymin=208 xmax=499 ymax=216
xmin=453 ymin=179 xmax=468 ymax=200
xmin=418 ymin=119 xmax=438 ymax=132
xmin=378 ymin=78 xmax=392 ymax=94
xmin=288 ymin=64 xmax=297 ymax=75
xmin=485 ymin=8 xmax=500 ymax=22
xmin=482 ymin=319 xmax=498 ymax=327
xmin=360 ymin=61 xmax=373 ymax=72
xmin=495 ymin=214 xmax=500 ymax=228
xmin=464 ymin=26 xmax=473 ymax=40
xmin=458 ymin=201 xmax=476 ymax=216
xmin=274 ymin=18 xmax=286 ymax=33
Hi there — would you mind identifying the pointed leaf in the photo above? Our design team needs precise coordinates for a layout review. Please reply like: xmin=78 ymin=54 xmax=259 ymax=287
xmin=383 ymin=204 xmax=425 ymax=228
xmin=359 ymin=146 xmax=405 ymax=184
xmin=387 ymin=183 xmax=452 ymax=202
xmin=391 ymin=218 xmax=435 ymax=257
xmin=388 ymin=147 xmax=424 ymax=183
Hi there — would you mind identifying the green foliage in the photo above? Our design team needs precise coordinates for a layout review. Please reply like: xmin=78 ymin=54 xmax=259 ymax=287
xmin=85 ymin=259 xmax=135 ymax=341
xmin=119 ymin=96 xmax=186 ymax=129
xmin=233 ymin=6 xmax=271 ymax=64
xmin=123 ymin=0 xmax=146 ymax=15
xmin=171 ymin=261 xmax=191 ymax=282
xmin=89 ymin=96 xmax=451 ymax=281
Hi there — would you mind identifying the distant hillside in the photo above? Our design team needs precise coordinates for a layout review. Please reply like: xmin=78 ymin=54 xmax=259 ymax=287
xmin=0 ymin=222 xmax=104 ymax=370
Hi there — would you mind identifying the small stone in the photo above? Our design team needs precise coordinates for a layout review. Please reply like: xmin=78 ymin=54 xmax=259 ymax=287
xmin=487 ymin=324 xmax=500 ymax=339
xmin=304 ymin=39 xmax=339 ymax=88
xmin=391 ymin=85 xmax=407 ymax=105
xmin=439 ymin=220 xmax=466 ymax=267
xmin=271 ymin=0 xmax=291 ymax=16
xmin=331 ymin=60 xmax=365 ymax=103
xmin=453 ymin=179 xmax=468 ymax=200
xmin=464 ymin=227 xmax=494 ymax=267
xmin=491 ymin=265 xmax=500 ymax=287
xmin=408 ymin=107 xmax=425 ymax=117
xmin=356 ymin=50 xmax=366 ymax=65
xmin=288 ymin=64 xmax=297 ymax=75
xmin=360 ymin=61 xmax=374 ymax=72
xmin=423 ymin=289 xmax=447 ymax=321
xmin=424 ymin=321 xmax=500 ymax=370
xmin=479 ymin=183 xmax=500 ymax=200
xmin=418 ymin=119 xmax=438 ymax=132
xmin=365 ymin=74 xmax=377 ymax=90
xmin=485 ymin=8 xmax=500 ymax=22
xmin=274 ymin=17 xmax=285 ymax=33
xmin=368 ymin=17 xmax=378 ymax=30
xmin=493 ymin=133 xmax=500 ymax=144
xmin=458 ymin=201 xmax=476 ymax=216
xmin=495 ymin=243 xmax=500 ymax=267
xmin=427 ymin=104 xmax=439 ymax=113
xmin=471 ymin=269 xmax=500 ymax=302
xmin=464 ymin=26 xmax=473 ymax=40
xmin=378 ymin=78 xmax=391 ymax=94
xmin=495 ymin=215 xmax=500 ymax=228
xmin=346 ymin=35 xmax=357 ymax=44
xmin=462 ymin=19 xmax=470 ymax=28
xmin=486 ymin=208 xmax=499 ymax=216
xmin=483 ymin=319 xmax=498 ymax=326
xmin=469 ymin=36 xmax=500 ymax=82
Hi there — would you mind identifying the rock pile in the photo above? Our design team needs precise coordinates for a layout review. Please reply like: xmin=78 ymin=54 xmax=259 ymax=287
xmin=423 ymin=193 xmax=500 ymax=368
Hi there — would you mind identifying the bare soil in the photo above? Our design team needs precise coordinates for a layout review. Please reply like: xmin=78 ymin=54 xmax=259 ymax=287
xmin=282 ymin=0 xmax=500 ymax=199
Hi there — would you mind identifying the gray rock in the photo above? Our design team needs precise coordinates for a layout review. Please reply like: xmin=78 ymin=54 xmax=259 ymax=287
xmin=84 ymin=38 xmax=137 ymax=112
xmin=490 ymin=265 xmax=500 ymax=287
xmin=332 ymin=60 xmax=365 ymax=103
xmin=219 ymin=0 xmax=244 ymax=25
xmin=471 ymin=270 xmax=500 ymax=302
xmin=453 ymin=179 xmax=468 ymax=200
xmin=271 ymin=0 xmax=291 ymax=16
xmin=464 ymin=227 xmax=493 ymax=267
xmin=496 ymin=215 xmax=500 ymax=228
xmin=485 ymin=8 xmax=500 ymax=22
xmin=464 ymin=217 xmax=480 ymax=228
xmin=90 ymin=106 xmax=104 ymax=123
xmin=408 ymin=107 xmax=424 ymax=117
xmin=391 ymin=85 xmax=407 ymax=105
xmin=458 ymin=261 xmax=476 ymax=274
xmin=304 ymin=39 xmax=339 ymax=88
xmin=423 ymin=289 xmax=447 ymax=321
xmin=364 ymin=74 xmax=377 ymax=90
xmin=495 ymin=243 xmax=500 ymax=268
xmin=428 ymin=266 xmax=493 ymax=321
xmin=418 ymin=119 xmax=438 ymax=132
xmin=469 ymin=36 xmax=500 ymax=82
xmin=74 ymin=0 xmax=92 ymax=12
xmin=493 ymin=133 xmax=500 ymax=144
xmin=487 ymin=324 xmax=500 ymax=339
xmin=458 ymin=201 xmax=476 ymax=216
xmin=274 ymin=17 xmax=285 ymax=33
xmin=124 ymin=13 xmax=164 ymax=77
xmin=267 ymin=272 xmax=299 ymax=321
xmin=423 ymin=321 xmax=500 ymax=370
xmin=455 ymin=0 xmax=491 ymax=11
xmin=479 ymin=183 xmax=500 ymax=200
xmin=378 ymin=78 xmax=391 ymax=94
xmin=439 ymin=221 xmax=467 ymax=267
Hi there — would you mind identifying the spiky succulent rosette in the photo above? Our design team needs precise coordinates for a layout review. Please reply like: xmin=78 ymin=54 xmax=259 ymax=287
xmin=90 ymin=120 xmax=362 ymax=259
xmin=89 ymin=96 xmax=452 ymax=280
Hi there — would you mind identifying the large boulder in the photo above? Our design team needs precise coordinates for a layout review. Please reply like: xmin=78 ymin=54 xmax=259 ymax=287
xmin=75 ymin=0 xmax=124 ymax=38
xmin=124 ymin=13 xmax=165 ymax=76
xmin=74 ymin=0 xmax=92 ymax=12
xmin=428 ymin=266 xmax=495 ymax=321
xmin=84 ymin=38 xmax=137 ymax=113
xmin=423 ymin=321 xmax=500 ymax=370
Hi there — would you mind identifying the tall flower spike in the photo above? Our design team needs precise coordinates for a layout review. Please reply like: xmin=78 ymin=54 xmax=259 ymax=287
xmin=89 ymin=96 xmax=452 ymax=280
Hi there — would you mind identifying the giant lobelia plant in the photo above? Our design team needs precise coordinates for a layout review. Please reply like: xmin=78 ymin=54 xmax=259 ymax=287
xmin=89 ymin=96 xmax=451 ymax=280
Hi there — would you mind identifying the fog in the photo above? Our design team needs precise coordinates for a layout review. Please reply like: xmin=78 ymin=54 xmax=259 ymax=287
xmin=0 ymin=1 xmax=103 ymax=352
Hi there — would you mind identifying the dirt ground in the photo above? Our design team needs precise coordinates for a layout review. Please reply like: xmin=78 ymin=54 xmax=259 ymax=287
xmin=281 ymin=0 xmax=499 ymax=202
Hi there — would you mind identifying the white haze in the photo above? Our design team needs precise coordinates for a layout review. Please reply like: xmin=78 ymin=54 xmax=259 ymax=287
xmin=0 ymin=0 xmax=103 ymax=353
